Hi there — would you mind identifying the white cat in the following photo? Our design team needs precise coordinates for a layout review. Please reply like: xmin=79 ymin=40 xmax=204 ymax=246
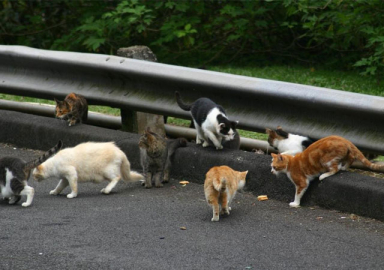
xmin=266 ymin=126 xmax=315 ymax=156
xmin=32 ymin=142 xmax=144 ymax=198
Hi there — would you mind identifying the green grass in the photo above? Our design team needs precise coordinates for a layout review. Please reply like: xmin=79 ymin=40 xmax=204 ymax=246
xmin=0 ymin=64 xmax=380 ymax=141
xmin=208 ymin=65 xmax=383 ymax=96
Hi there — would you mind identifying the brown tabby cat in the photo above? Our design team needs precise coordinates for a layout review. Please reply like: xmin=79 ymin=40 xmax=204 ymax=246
xmin=271 ymin=135 xmax=384 ymax=207
xmin=204 ymin=165 xmax=248 ymax=222
xmin=139 ymin=127 xmax=187 ymax=188
xmin=54 ymin=92 xmax=88 ymax=126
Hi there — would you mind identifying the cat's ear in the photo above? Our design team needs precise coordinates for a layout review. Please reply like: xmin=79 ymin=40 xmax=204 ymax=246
xmin=277 ymin=154 xmax=284 ymax=161
xmin=266 ymin=128 xmax=274 ymax=135
xmin=219 ymin=123 xmax=226 ymax=130
xmin=54 ymin=98 xmax=59 ymax=104
xmin=277 ymin=126 xmax=283 ymax=130
xmin=271 ymin=153 xmax=277 ymax=158
xmin=232 ymin=121 xmax=239 ymax=128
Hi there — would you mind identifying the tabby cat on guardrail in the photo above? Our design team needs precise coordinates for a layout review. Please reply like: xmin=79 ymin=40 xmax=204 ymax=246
xmin=266 ymin=126 xmax=316 ymax=156
xmin=270 ymin=135 xmax=384 ymax=208
xmin=54 ymin=92 xmax=88 ymax=126
xmin=204 ymin=165 xmax=248 ymax=222
xmin=175 ymin=91 xmax=238 ymax=150
xmin=139 ymin=127 xmax=187 ymax=188
xmin=32 ymin=142 xmax=143 ymax=198
xmin=0 ymin=140 xmax=62 ymax=207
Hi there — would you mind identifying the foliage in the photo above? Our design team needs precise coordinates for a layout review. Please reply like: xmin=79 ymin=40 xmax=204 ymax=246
xmin=1 ymin=0 xmax=384 ymax=77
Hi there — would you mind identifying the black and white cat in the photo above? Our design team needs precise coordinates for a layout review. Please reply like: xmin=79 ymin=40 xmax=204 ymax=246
xmin=0 ymin=140 xmax=62 ymax=207
xmin=175 ymin=91 xmax=238 ymax=150
xmin=266 ymin=126 xmax=315 ymax=156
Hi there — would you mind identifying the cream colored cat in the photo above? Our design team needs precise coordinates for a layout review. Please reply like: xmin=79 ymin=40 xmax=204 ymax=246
xmin=204 ymin=165 xmax=248 ymax=222
xmin=32 ymin=142 xmax=144 ymax=198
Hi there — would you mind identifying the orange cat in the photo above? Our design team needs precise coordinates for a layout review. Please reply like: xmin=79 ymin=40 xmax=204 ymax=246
xmin=271 ymin=135 xmax=384 ymax=207
xmin=204 ymin=166 xmax=248 ymax=222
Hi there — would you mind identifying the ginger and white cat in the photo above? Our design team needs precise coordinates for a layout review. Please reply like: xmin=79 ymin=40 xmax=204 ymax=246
xmin=204 ymin=165 xmax=248 ymax=221
xmin=266 ymin=126 xmax=315 ymax=156
xmin=271 ymin=135 xmax=384 ymax=207
xmin=32 ymin=142 xmax=144 ymax=198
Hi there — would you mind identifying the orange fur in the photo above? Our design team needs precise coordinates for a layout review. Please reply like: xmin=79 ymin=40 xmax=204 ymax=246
xmin=271 ymin=135 xmax=384 ymax=207
xmin=204 ymin=165 xmax=248 ymax=222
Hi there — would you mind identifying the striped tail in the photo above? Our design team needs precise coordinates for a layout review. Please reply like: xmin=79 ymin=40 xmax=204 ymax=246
xmin=355 ymin=148 xmax=384 ymax=171
xmin=213 ymin=178 xmax=226 ymax=192
xmin=23 ymin=140 xmax=63 ymax=174
xmin=175 ymin=91 xmax=192 ymax=111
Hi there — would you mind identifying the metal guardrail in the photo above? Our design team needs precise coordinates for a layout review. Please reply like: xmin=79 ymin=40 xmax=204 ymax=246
xmin=0 ymin=99 xmax=272 ymax=152
xmin=1 ymin=45 xmax=384 ymax=154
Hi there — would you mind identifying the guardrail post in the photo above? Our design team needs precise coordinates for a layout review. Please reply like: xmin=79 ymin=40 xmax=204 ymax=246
xmin=116 ymin=45 xmax=166 ymax=136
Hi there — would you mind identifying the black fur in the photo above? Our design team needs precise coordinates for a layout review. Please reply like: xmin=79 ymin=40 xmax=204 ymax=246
xmin=175 ymin=91 xmax=236 ymax=133
xmin=301 ymin=138 xmax=316 ymax=149
xmin=275 ymin=128 xmax=289 ymax=139
xmin=0 ymin=158 xmax=28 ymax=193
xmin=0 ymin=141 xmax=62 ymax=200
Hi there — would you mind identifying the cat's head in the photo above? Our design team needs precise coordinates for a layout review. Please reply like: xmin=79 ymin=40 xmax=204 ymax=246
xmin=265 ymin=126 xmax=288 ymax=148
xmin=54 ymin=98 xmax=71 ymax=118
xmin=270 ymin=153 xmax=289 ymax=175
xmin=237 ymin=170 xmax=248 ymax=190
xmin=32 ymin=165 xmax=45 ymax=182
xmin=217 ymin=115 xmax=238 ymax=141
xmin=138 ymin=127 xmax=162 ymax=149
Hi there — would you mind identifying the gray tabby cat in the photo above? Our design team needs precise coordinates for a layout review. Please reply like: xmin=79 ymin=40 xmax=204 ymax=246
xmin=0 ymin=141 xmax=62 ymax=207
xmin=139 ymin=127 xmax=187 ymax=188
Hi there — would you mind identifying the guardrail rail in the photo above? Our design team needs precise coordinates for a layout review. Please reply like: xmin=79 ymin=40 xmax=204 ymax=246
xmin=1 ymin=46 xmax=384 ymax=154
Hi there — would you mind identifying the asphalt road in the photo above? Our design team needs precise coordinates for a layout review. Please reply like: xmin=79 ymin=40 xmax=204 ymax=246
xmin=2 ymin=143 xmax=384 ymax=270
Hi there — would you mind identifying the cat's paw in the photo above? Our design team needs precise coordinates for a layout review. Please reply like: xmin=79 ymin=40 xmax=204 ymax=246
xmin=211 ymin=216 xmax=219 ymax=222
xmin=155 ymin=183 xmax=163 ymax=188
xmin=216 ymin=145 xmax=223 ymax=150
xmin=220 ymin=209 xmax=230 ymax=215
xmin=21 ymin=202 xmax=31 ymax=207
xmin=8 ymin=196 xmax=19 ymax=205
xmin=100 ymin=188 xmax=110 ymax=194
xmin=67 ymin=193 xmax=77 ymax=199
xmin=202 ymin=141 xmax=209 ymax=147
xmin=289 ymin=202 xmax=300 ymax=208
xmin=145 ymin=184 xmax=152 ymax=189
xmin=50 ymin=190 xmax=59 ymax=195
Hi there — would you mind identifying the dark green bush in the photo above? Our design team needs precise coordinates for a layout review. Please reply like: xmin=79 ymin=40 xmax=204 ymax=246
xmin=1 ymin=0 xmax=383 ymax=76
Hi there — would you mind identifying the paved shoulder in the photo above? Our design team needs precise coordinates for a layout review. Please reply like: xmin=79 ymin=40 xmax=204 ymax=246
xmin=1 ymin=144 xmax=384 ymax=270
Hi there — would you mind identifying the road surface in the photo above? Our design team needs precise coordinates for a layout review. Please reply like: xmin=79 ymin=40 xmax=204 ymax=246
xmin=1 ymin=143 xmax=384 ymax=270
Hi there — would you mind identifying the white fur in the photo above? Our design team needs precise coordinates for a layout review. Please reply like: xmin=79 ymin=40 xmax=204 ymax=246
xmin=32 ymin=142 xmax=144 ymax=198
xmin=273 ymin=134 xmax=307 ymax=156
xmin=1 ymin=169 xmax=14 ymax=199
xmin=197 ymin=108 xmax=233 ymax=150
xmin=2 ymin=169 xmax=34 ymax=207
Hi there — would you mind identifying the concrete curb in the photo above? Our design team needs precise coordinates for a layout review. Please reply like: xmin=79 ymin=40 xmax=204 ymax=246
xmin=2 ymin=110 xmax=384 ymax=221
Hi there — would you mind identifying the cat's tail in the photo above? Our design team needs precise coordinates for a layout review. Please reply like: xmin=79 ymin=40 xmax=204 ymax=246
xmin=213 ymin=178 xmax=227 ymax=192
xmin=175 ymin=91 xmax=192 ymax=111
xmin=353 ymin=146 xmax=384 ymax=171
xmin=120 ymin=156 xmax=144 ymax=182
xmin=167 ymin=138 xmax=188 ymax=159
xmin=23 ymin=140 xmax=63 ymax=174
